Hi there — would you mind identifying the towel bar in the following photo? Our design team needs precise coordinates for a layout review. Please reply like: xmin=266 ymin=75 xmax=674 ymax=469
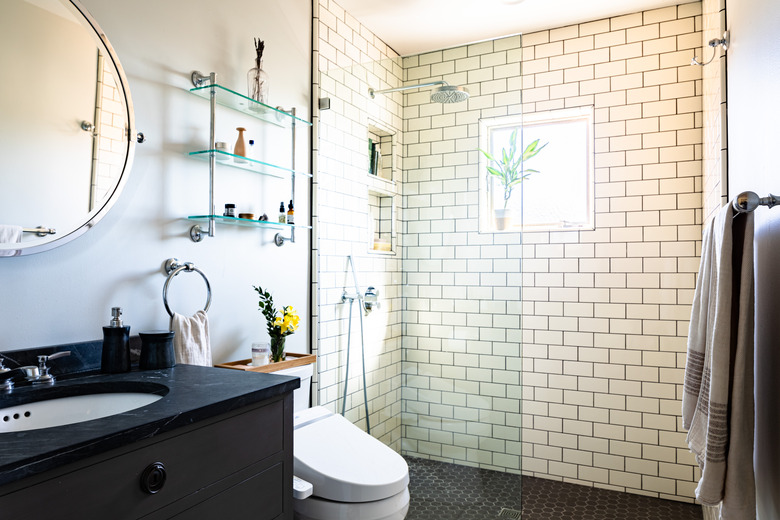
xmin=732 ymin=191 xmax=780 ymax=214
xmin=22 ymin=227 xmax=56 ymax=236
xmin=162 ymin=258 xmax=211 ymax=317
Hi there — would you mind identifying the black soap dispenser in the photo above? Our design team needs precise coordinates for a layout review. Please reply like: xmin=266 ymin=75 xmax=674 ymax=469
xmin=102 ymin=307 xmax=130 ymax=373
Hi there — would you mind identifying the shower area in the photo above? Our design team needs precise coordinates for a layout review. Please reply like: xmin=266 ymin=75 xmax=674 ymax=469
xmin=312 ymin=0 xmax=707 ymax=517
xmin=313 ymin=31 xmax=527 ymax=507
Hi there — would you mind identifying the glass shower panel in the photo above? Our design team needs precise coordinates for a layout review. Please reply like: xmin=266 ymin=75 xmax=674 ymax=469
xmin=315 ymin=57 xmax=406 ymax=453
xmin=315 ymin=33 xmax=524 ymax=517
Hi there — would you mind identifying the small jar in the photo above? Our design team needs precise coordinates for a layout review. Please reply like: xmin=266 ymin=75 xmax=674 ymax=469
xmin=224 ymin=204 xmax=236 ymax=217
xmin=214 ymin=141 xmax=229 ymax=160
xmin=251 ymin=343 xmax=270 ymax=366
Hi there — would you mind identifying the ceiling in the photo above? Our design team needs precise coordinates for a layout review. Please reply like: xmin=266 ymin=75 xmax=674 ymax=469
xmin=334 ymin=0 xmax=699 ymax=56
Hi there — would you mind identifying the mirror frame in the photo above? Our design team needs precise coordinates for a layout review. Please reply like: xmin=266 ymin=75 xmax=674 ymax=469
xmin=5 ymin=0 xmax=136 ymax=256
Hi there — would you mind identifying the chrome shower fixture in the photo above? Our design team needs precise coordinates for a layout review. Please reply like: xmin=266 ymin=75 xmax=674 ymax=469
xmin=369 ymin=81 xmax=469 ymax=104
xmin=691 ymin=31 xmax=729 ymax=66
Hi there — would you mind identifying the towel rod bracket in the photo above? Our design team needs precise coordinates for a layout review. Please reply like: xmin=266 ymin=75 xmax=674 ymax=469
xmin=165 ymin=258 xmax=183 ymax=275
xmin=733 ymin=191 xmax=780 ymax=213
xmin=190 ymin=224 xmax=204 ymax=242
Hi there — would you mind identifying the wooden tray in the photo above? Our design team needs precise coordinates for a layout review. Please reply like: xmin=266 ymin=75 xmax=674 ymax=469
xmin=215 ymin=352 xmax=316 ymax=374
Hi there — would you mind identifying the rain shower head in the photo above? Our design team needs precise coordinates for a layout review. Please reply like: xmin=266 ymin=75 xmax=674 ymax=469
xmin=369 ymin=81 xmax=469 ymax=104
xmin=430 ymin=84 xmax=469 ymax=103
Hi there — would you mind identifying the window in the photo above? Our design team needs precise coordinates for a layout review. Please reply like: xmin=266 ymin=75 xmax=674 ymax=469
xmin=478 ymin=106 xmax=594 ymax=233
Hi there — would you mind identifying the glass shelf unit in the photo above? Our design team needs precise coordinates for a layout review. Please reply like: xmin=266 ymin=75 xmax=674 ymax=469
xmin=190 ymin=84 xmax=312 ymax=128
xmin=188 ymin=215 xmax=312 ymax=230
xmin=188 ymin=150 xmax=312 ymax=179
xmin=187 ymin=71 xmax=308 ymax=246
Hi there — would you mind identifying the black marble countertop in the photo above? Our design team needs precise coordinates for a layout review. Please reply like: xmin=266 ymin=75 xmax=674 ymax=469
xmin=0 ymin=365 xmax=299 ymax=487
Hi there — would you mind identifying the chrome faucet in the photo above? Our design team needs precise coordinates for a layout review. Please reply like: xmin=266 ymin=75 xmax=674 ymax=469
xmin=35 ymin=351 xmax=71 ymax=384
xmin=0 ymin=351 xmax=71 ymax=390
xmin=0 ymin=367 xmax=27 ymax=391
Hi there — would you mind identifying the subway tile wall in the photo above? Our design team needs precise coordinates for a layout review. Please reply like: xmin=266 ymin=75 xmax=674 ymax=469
xmin=701 ymin=0 xmax=727 ymax=224
xmin=94 ymin=61 xmax=127 ymax=202
xmin=401 ymin=4 xmax=704 ymax=502
xmin=314 ymin=0 xmax=405 ymax=450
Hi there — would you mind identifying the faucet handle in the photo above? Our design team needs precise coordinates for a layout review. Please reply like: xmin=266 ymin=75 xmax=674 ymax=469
xmin=36 ymin=351 xmax=71 ymax=383
xmin=363 ymin=286 xmax=380 ymax=314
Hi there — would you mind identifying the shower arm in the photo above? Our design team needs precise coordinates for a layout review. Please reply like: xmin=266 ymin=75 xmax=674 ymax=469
xmin=369 ymin=81 xmax=448 ymax=98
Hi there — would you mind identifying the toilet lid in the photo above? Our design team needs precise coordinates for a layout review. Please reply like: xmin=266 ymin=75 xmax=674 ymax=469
xmin=294 ymin=407 xmax=409 ymax=503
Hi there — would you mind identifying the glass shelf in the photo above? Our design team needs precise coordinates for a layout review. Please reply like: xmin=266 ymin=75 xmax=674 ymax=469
xmin=188 ymin=215 xmax=312 ymax=230
xmin=188 ymin=150 xmax=312 ymax=178
xmin=190 ymin=84 xmax=312 ymax=127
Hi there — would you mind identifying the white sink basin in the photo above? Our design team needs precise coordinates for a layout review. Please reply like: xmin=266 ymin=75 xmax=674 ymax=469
xmin=0 ymin=392 xmax=163 ymax=433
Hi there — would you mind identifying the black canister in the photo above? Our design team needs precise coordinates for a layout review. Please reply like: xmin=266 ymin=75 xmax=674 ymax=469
xmin=139 ymin=330 xmax=176 ymax=370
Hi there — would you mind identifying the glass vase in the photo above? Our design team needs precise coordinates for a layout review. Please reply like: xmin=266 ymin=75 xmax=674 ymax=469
xmin=247 ymin=60 xmax=269 ymax=106
xmin=270 ymin=336 xmax=286 ymax=363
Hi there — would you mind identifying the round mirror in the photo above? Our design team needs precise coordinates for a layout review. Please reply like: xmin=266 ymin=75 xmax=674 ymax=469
xmin=0 ymin=0 xmax=135 ymax=256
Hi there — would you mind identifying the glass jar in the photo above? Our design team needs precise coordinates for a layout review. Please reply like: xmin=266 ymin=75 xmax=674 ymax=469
xmin=251 ymin=342 xmax=270 ymax=366
xmin=247 ymin=59 xmax=269 ymax=106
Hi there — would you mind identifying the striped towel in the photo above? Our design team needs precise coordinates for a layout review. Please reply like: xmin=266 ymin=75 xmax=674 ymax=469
xmin=683 ymin=203 xmax=755 ymax=519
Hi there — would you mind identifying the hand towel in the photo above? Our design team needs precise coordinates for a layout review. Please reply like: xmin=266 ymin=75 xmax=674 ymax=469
xmin=683 ymin=203 xmax=755 ymax=519
xmin=171 ymin=310 xmax=212 ymax=366
xmin=0 ymin=225 xmax=22 ymax=257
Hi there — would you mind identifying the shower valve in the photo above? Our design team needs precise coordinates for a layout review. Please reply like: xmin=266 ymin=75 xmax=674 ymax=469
xmin=364 ymin=286 xmax=379 ymax=314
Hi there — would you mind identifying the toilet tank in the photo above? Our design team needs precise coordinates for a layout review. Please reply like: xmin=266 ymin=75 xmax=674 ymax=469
xmin=272 ymin=363 xmax=313 ymax=412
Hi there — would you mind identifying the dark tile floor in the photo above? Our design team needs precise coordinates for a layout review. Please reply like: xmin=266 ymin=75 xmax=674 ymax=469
xmin=405 ymin=456 xmax=703 ymax=520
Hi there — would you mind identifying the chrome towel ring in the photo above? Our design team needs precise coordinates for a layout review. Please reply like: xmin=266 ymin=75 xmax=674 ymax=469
xmin=162 ymin=258 xmax=212 ymax=317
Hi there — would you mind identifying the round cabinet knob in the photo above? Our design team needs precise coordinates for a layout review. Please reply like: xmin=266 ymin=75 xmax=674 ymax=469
xmin=140 ymin=462 xmax=167 ymax=494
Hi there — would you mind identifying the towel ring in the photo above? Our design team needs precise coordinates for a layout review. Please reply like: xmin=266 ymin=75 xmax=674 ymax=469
xmin=162 ymin=258 xmax=211 ymax=317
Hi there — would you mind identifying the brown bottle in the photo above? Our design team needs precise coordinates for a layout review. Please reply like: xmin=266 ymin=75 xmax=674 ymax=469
xmin=234 ymin=127 xmax=247 ymax=163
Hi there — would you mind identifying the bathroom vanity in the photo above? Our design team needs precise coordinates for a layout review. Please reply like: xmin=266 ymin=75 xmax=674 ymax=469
xmin=0 ymin=365 xmax=299 ymax=519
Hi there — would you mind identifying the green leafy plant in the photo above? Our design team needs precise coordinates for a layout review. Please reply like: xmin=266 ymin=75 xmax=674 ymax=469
xmin=253 ymin=286 xmax=299 ymax=362
xmin=480 ymin=128 xmax=547 ymax=209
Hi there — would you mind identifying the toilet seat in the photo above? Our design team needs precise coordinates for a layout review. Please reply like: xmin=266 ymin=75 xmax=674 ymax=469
xmin=293 ymin=406 xmax=409 ymax=503
xmin=294 ymin=487 xmax=410 ymax=520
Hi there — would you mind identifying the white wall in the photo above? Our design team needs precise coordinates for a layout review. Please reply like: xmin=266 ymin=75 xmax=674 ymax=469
xmin=0 ymin=0 xmax=312 ymax=364
xmin=724 ymin=0 xmax=780 ymax=518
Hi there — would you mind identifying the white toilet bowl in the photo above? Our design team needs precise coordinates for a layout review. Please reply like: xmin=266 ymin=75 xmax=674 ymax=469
xmin=273 ymin=364 xmax=409 ymax=520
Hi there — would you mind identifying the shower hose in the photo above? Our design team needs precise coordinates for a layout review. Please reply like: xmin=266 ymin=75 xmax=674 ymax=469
xmin=341 ymin=256 xmax=371 ymax=434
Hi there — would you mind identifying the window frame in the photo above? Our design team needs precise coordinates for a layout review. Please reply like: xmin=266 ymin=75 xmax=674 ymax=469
xmin=478 ymin=106 xmax=595 ymax=233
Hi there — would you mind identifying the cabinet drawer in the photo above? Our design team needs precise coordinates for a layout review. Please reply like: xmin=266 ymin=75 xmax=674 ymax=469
xmin=156 ymin=461 xmax=284 ymax=520
xmin=0 ymin=397 xmax=286 ymax=519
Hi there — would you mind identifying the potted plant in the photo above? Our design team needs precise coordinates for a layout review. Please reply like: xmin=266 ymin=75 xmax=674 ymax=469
xmin=254 ymin=286 xmax=300 ymax=362
xmin=480 ymin=128 xmax=547 ymax=230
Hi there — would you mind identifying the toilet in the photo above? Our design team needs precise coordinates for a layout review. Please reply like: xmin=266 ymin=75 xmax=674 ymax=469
xmin=274 ymin=363 xmax=410 ymax=520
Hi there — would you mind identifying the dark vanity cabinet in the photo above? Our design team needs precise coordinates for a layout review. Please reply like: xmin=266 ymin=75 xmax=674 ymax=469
xmin=0 ymin=393 xmax=293 ymax=519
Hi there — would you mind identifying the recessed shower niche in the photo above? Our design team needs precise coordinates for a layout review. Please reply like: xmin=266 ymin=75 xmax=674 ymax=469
xmin=367 ymin=121 xmax=394 ymax=182
xmin=367 ymin=188 xmax=395 ymax=254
